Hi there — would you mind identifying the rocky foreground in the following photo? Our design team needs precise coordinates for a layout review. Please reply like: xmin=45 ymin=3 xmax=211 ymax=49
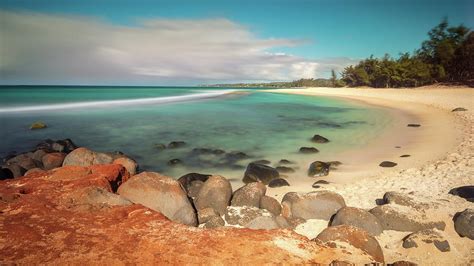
xmin=1 ymin=138 xmax=473 ymax=264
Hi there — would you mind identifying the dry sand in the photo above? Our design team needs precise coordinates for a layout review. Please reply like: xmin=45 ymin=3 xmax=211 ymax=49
xmin=264 ymin=86 xmax=474 ymax=264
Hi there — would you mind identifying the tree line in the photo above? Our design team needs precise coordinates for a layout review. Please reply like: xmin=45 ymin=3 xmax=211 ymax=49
xmin=340 ymin=19 xmax=473 ymax=87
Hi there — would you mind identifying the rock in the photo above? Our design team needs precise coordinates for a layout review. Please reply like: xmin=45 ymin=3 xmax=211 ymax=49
xmin=167 ymin=158 xmax=182 ymax=166
xmin=327 ymin=161 xmax=342 ymax=170
xmin=30 ymin=121 xmax=47 ymax=130
xmin=330 ymin=207 xmax=383 ymax=236
xmin=400 ymin=154 xmax=411 ymax=158
xmin=451 ymin=107 xmax=467 ymax=112
xmin=231 ymin=182 xmax=266 ymax=208
xmin=281 ymin=191 xmax=346 ymax=220
xmin=54 ymin=139 xmax=78 ymax=153
xmin=25 ymin=168 xmax=46 ymax=176
xmin=194 ymin=175 xmax=232 ymax=216
xmin=154 ymin=143 xmax=166 ymax=149
xmin=379 ymin=161 xmax=397 ymax=167
xmin=117 ymin=172 xmax=197 ymax=226
xmin=389 ymin=261 xmax=418 ymax=266
xmin=203 ymin=216 xmax=225 ymax=228
xmin=313 ymin=180 xmax=330 ymax=185
xmin=112 ymin=157 xmax=138 ymax=176
xmin=0 ymin=168 xmax=14 ymax=180
xmin=178 ymin=173 xmax=211 ymax=197
xmin=167 ymin=141 xmax=186 ymax=148
xmin=407 ymin=124 xmax=421 ymax=127
xmin=31 ymin=149 xmax=48 ymax=162
xmin=315 ymin=225 xmax=384 ymax=263
xmin=311 ymin=134 xmax=329 ymax=143
xmin=275 ymin=216 xmax=291 ymax=228
xmin=242 ymin=163 xmax=279 ymax=185
xmin=278 ymin=159 xmax=293 ymax=165
xmin=449 ymin=186 xmax=474 ymax=202
xmin=42 ymin=152 xmax=67 ymax=170
xmin=3 ymin=164 xmax=26 ymax=178
xmin=299 ymin=147 xmax=319 ymax=153
xmin=6 ymin=154 xmax=37 ymax=170
xmin=369 ymin=205 xmax=446 ymax=232
xmin=245 ymin=216 xmax=280 ymax=230
xmin=226 ymin=151 xmax=248 ymax=160
xmin=63 ymin=147 xmax=114 ymax=167
xmin=275 ymin=166 xmax=295 ymax=173
xmin=308 ymin=161 xmax=330 ymax=177
xmin=382 ymin=191 xmax=426 ymax=209
xmin=198 ymin=208 xmax=219 ymax=224
xmin=62 ymin=186 xmax=132 ymax=211
xmin=268 ymin=178 xmax=290 ymax=188
xmin=225 ymin=206 xmax=273 ymax=227
xmin=188 ymin=181 xmax=204 ymax=198
xmin=402 ymin=229 xmax=450 ymax=252
xmin=252 ymin=159 xmax=271 ymax=165
xmin=453 ymin=208 xmax=474 ymax=239
xmin=260 ymin=195 xmax=282 ymax=216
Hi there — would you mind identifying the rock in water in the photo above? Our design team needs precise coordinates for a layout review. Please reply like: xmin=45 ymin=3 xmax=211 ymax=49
xmin=379 ymin=161 xmax=397 ymax=167
xmin=242 ymin=163 xmax=279 ymax=184
xmin=315 ymin=225 xmax=384 ymax=263
xmin=231 ymin=182 xmax=266 ymax=208
xmin=311 ymin=134 xmax=329 ymax=143
xmin=308 ymin=161 xmax=330 ymax=177
xmin=454 ymin=208 xmax=474 ymax=239
xmin=30 ymin=121 xmax=47 ymax=130
xmin=194 ymin=175 xmax=232 ymax=216
xmin=330 ymin=207 xmax=383 ymax=236
xmin=112 ymin=157 xmax=138 ymax=176
xmin=449 ymin=186 xmax=474 ymax=202
xmin=6 ymin=154 xmax=37 ymax=170
xmin=268 ymin=178 xmax=290 ymax=187
xmin=167 ymin=141 xmax=186 ymax=148
xmin=451 ymin=107 xmax=467 ymax=112
xmin=407 ymin=124 xmax=421 ymax=127
xmin=117 ymin=172 xmax=197 ymax=226
xmin=42 ymin=152 xmax=67 ymax=170
xmin=167 ymin=158 xmax=182 ymax=166
xmin=251 ymin=159 xmax=271 ymax=165
xmin=63 ymin=147 xmax=114 ymax=167
xmin=275 ymin=166 xmax=295 ymax=173
xmin=299 ymin=147 xmax=319 ymax=153
xmin=281 ymin=191 xmax=346 ymax=220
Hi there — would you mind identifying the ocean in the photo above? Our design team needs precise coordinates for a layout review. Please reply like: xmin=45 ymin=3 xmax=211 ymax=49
xmin=0 ymin=86 xmax=392 ymax=183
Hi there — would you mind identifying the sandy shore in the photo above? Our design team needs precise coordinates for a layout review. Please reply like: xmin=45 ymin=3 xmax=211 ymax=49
xmin=264 ymin=86 xmax=474 ymax=264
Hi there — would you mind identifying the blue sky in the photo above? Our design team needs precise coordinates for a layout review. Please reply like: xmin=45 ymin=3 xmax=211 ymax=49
xmin=0 ymin=0 xmax=472 ymax=85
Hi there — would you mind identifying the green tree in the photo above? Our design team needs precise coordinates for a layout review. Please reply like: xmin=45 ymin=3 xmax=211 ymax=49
xmin=330 ymin=69 xmax=337 ymax=87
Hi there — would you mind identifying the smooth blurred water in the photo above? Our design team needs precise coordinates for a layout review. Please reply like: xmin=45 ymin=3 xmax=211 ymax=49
xmin=0 ymin=86 xmax=391 ymax=181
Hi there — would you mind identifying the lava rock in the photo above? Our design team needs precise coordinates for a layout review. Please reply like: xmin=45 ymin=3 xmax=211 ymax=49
xmin=402 ymin=229 xmax=450 ymax=252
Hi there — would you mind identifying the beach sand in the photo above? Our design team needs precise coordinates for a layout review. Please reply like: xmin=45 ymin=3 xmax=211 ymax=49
xmin=264 ymin=86 xmax=474 ymax=264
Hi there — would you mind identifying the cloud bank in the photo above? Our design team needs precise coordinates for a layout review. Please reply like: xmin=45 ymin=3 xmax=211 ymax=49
xmin=0 ymin=11 xmax=357 ymax=85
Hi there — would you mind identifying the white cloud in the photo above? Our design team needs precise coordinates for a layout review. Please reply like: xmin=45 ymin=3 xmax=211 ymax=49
xmin=0 ymin=10 xmax=357 ymax=85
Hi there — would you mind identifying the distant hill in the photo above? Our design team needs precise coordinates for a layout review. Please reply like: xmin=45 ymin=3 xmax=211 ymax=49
xmin=205 ymin=78 xmax=333 ymax=88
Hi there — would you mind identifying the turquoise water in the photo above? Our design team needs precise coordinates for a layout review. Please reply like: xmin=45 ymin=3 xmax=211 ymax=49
xmin=0 ymin=86 xmax=391 ymax=181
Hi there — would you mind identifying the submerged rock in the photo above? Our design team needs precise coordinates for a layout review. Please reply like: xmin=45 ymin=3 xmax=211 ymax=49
xmin=268 ymin=178 xmax=290 ymax=188
xmin=315 ymin=225 xmax=384 ymax=263
xmin=275 ymin=166 xmax=295 ymax=173
xmin=330 ymin=207 xmax=383 ymax=236
xmin=30 ymin=121 xmax=47 ymax=130
xmin=379 ymin=161 xmax=397 ymax=167
xmin=299 ymin=147 xmax=319 ymax=153
xmin=167 ymin=141 xmax=186 ymax=149
xmin=117 ymin=172 xmax=197 ymax=226
xmin=252 ymin=159 xmax=271 ymax=165
xmin=278 ymin=159 xmax=293 ymax=165
xmin=454 ymin=208 xmax=474 ymax=239
xmin=308 ymin=161 xmax=330 ymax=177
xmin=281 ymin=191 xmax=346 ymax=220
xmin=243 ymin=163 xmax=279 ymax=185
xmin=311 ymin=134 xmax=329 ymax=143
xmin=167 ymin=158 xmax=183 ymax=166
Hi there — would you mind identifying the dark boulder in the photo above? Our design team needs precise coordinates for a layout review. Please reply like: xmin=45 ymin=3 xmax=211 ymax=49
xmin=0 ymin=168 xmax=14 ymax=180
xmin=299 ymin=147 xmax=319 ymax=153
xmin=278 ymin=159 xmax=293 ymax=165
xmin=311 ymin=134 xmax=329 ymax=143
xmin=194 ymin=175 xmax=233 ymax=215
xmin=400 ymin=154 xmax=411 ymax=158
xmin=452 ymin=107 xmax=467 ymax=112
xmin=402 ymin=229 xmax=450 ymax=252
xmin=231 ymin=182 xmax=266 ymax=208
xmin=449 ymin=186 xmax=474 ymax=202
xmin=454 ymin=208 xmax=474 ymax=239
xmin=281 ymin=191 xmax=346 ymax=220
xmin=260 ymin=195 xmax=282 ymax=216
xmin=268 ymin=178 xmax=290 ymax=188
xmin=251 ymin=159 xmax=271 ymax=165
xmin=407 ymin=124 xmax=421 ymax=127
xmin=226 ymin=151 xmax=248 ymax=160
xmin=243 ymin=163 xmax=279 ymax=185
xmin=276 ymin=166 xmax=295 ymax=173
xmin=330 ymin=207 xmax=383 ymax=236
xmin=308 ymin=161 xmax=330 ymax=177
xmin=168 ymin=158 xmax=183 ymax=166
xmin=379 ymin=161 xmax=397 ymax=167
xmin=178 ymin=173 xmax=211 ymax=194
xmin=168 ymin=141 xmax=186 ymax=148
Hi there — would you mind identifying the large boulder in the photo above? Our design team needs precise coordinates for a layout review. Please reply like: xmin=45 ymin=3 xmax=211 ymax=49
xmin=36 ymin=138 xmax=77 ymax=153
xmin=245 ymin=216 xmax=280 ymax=230
xmin=369 ymin=205 xmax=446 ymax=232
xmin=6 ymin=154 xmax=37 ymax=170
xmin=315 ymin=225 xmax=384 ymax=263
xmin=454 ymin=208 xmax=474 ymax=239
xmin=0 ymin=168 xmax=14 ymax=180
xmin=311 ymin=134 xmax=329 ymax=143
xmin=178 ymin=172 xmax=211 ymax=195
xmin=449 ymin=186 xmax=474 ymax=202
xmin=281 ymin=191 xmax=346 ymax=220
xmin=402 ymin=229 xmax=450 ymax=252
xmin=61 ymin=186 xmax=132 ymax=211
xmin=194 ymin=175 xmax=232 ymax=215
xmin=62 ymin=147 xmax=116 ymax=167
xmin=225 ymin=206 xmax=274 ymax=227
xmin=260 ymin=195 xmax=282 ymax=216
xmin=330 ymin=207 xmax=383 ymax=236
xmin=42 ymin=152 xmax=67 ymax=170
xmin=243 ymin=163 xmax=279 ymax=184
xmin=382 ymin=191 xmax=427 ymax=209
xmin=2 ymin=164 xmax=26 ymax=178
xmin=231 ymin=182 xmax=266 ymax=208
xmin=308 ymin=161 xmax=330 ymax=177
xmin=117 ymin=172 xmax=197 ymax=226
xmin=113 ymin=157 xmax=138 ymax=176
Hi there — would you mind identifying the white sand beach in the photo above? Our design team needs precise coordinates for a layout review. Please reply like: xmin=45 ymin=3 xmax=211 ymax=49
xmin=264 ymin=86 xmax=474 ymax=264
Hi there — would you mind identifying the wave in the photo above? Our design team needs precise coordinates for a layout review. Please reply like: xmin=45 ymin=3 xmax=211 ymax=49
xmin=0 ymin=90 xmax=236 ymax=113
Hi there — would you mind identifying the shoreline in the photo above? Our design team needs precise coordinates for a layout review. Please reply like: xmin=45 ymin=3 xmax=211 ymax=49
xmin=264 ymin=86 xmax=474 ymax=264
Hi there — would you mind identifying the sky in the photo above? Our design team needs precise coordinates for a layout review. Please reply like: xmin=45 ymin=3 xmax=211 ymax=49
xmin=0 ymin=0 xmax=472 ymax=85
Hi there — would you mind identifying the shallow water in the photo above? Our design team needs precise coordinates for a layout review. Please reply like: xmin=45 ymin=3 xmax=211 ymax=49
xmin=0 ymin=86 xmax=392 ymax=182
